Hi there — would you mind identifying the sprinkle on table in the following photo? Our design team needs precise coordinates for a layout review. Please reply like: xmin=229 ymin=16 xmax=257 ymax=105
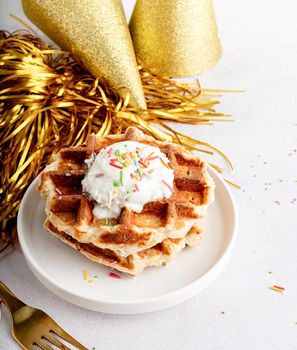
xmin=270 ymin=285 xmax=285 ymax=293
xmin=109 ymin=272 xmax=121 ymax=279
xmin=83 ymin=269 xmax=89 ymax=281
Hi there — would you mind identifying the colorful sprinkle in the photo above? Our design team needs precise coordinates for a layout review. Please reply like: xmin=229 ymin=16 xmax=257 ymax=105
xmin=162 ymin=179 xmax=174 ymax=193
xmin=104 ymin=218 xmax=109 ymax=225
xmin=110 ymin=163 xmax=123 ymax=170
xmin=55 ymin=188 xmax=62 ymax=196
xmin=145 ymin=152 xmax=154 ymax=161
xmin=109 ymin=272 xmax=121 ymax=279
xmin=270 ymin=285 xmax=285 ymax=293
xmin=138 ymin=160 xmax=147 ymax=168
xmin=120 ymin=170 xmax=123 ymax=186
xmin=160 ymin=157 xmax=170 ymax=168
xmin=83 ymin=269 xmax=89 ymax=281
xmin=148 ymin=156 xmax=159 ymax=161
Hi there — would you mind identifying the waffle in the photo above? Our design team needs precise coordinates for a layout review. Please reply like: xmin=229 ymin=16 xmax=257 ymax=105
xmin=38 ymin=127 xmax=215 ymax=259
xmin=45 ymin=220 xmax=202 ymax=275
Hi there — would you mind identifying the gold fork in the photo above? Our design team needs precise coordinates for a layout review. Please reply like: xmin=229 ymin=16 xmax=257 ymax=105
xmin=0 ymin=281 xmax=88 ymax=350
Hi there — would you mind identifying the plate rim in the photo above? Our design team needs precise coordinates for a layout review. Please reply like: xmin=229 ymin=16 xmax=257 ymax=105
xmin=17 ymin=166 xmax=238 ymax=312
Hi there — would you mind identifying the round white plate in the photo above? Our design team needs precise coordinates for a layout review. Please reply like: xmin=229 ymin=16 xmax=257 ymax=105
xmin=17 ymin=167 xmax=238 ymax=314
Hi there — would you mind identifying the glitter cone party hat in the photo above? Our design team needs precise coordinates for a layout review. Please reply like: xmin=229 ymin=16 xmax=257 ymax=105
xmin=129 ymin=0 xmax=221 ymax=77
xmin=22 ymin=0 xmax=146 ymax=109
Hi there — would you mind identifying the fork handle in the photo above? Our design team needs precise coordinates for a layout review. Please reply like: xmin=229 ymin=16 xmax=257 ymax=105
xmin=0 ymin=281 xmax=26 ymax=315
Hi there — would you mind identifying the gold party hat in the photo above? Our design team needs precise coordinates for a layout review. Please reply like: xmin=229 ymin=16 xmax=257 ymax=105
xmin=129 ymin=0 xmax=221 ymax=77
xmin=22 ymin=0 xmax=146 ymax=109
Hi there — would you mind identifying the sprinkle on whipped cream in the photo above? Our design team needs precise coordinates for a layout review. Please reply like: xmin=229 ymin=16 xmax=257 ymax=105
xmin=81 ymin=141 xmax=174 ymax=219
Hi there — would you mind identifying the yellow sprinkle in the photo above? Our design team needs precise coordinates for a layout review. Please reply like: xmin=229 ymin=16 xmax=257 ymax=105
xmin=270 ymin=286 xmax=284 ymax=293
xmin=224 ymin=178 xmax=241 ymax=189
xmin=83 ymin=269 xmax=89 ymax=281
xmin=88 ymin=279 xmax=94 ymax=284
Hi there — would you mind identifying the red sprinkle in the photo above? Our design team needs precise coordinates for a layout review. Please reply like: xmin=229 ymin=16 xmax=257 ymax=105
xmin=161 ymin=179 xmax=174 ymax=193
xmin=138 ymin=160 xmax=147 ymax=168
xmin=55 ymin=188 xmax=62 ymax=196
xmin=148 ymin=156 xmax=159 ymax=161
xmin=109 ymin=272 xmax=121 ymax=279
xmin=272 ymin=285 xmax=285 ymax=291
xmin=134 ymin=184 xmax=139 ymax=192
xmin=109 ymin=163 xmax=123 ymax=169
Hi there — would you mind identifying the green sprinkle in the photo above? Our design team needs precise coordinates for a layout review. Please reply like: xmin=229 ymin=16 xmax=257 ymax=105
xmin=120 ymin=170 xmax=123 ymax=186
xmin=126 ymin=190 xmax=130 ymax=194
xmin=113 ymin=181 xmax=119 ymax=187
xmin=115 ymin=150 xmax=120 ymax=157
xmin=137 ymin=169 xmax=141 ymax=177
xmin=92 ymin=347 xmax=96 ymax=350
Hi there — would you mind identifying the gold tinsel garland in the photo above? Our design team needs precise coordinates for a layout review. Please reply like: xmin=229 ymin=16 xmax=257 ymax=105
xmin=0 ymin=30 xmax=232 ymax=243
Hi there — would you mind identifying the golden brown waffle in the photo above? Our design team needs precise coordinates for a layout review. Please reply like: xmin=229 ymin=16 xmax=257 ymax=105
xmin=45 ymin=220 xmax=202 ymax=275
xmin=38 ymin=127 xmax=215 ymax=258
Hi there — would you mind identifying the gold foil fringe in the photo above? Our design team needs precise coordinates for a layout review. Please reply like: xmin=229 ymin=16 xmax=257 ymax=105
xmin=0 ymin=30 xmax=232 ymax=243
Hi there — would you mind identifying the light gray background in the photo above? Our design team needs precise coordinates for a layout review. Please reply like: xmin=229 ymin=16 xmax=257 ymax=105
xmin=1 ymin=0 xmax=297 ymax=349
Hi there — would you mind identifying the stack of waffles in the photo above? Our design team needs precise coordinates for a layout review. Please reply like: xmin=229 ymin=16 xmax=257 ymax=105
xmin=38 ymin=128 xmax=215 ymax=275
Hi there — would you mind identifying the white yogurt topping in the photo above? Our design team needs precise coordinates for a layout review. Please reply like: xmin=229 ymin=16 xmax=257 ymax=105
xmin=81 ymin=141 xmax=174 ymax=219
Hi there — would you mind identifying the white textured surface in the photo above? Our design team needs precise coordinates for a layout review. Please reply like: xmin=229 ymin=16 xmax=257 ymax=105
xmin=1 ymin=0 xmax=297 ymax=349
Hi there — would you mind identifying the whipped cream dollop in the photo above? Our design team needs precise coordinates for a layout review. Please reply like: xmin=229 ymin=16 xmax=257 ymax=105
xmin=81 ymin=141 xmax=174 ymax=219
